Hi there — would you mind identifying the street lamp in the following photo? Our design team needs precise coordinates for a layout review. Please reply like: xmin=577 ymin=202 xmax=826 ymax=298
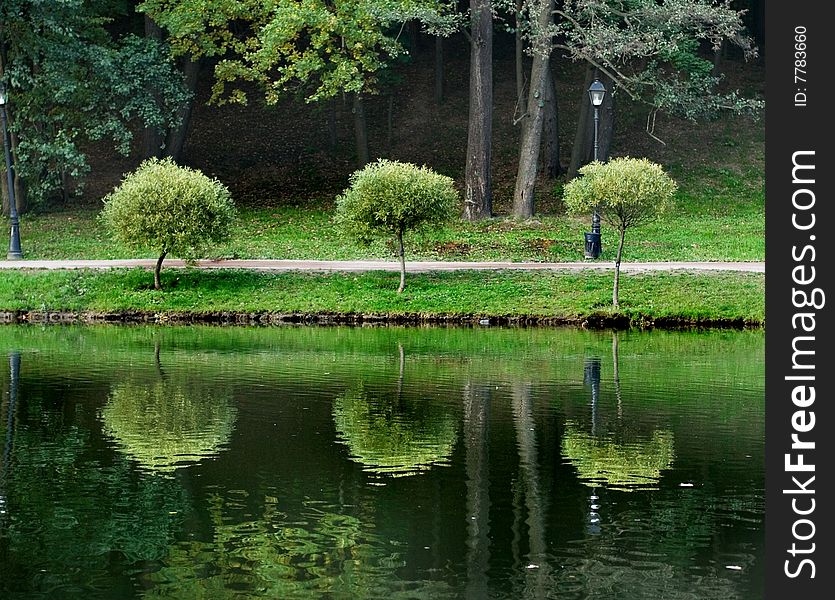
xmin=0 ymin=83 xmax=22 ymax=260
xmin=583 ymin=79 xmax=606 ymax=259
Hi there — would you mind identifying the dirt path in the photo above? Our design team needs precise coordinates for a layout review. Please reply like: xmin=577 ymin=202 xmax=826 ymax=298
xmin=0 ymin=258 xmax=764 ymax=273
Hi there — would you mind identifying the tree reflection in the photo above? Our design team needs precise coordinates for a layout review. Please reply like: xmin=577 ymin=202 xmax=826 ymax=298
xmin=100 ymin=376 xmax=237 ymax=474
xmin=332 ymin=345 xmax=457 ymax=478
xmin=563 ymin=335 xmax=675 ymax=492
xmin=143 ymin=494 xmax=455 ymax=599
xmin=1 ymin=378 xmax=190 ymax=596
xmin=463 ymin=381 xmax=491 ymax=600
xmin=0 ymin=352 xmax=20 ymax=529
xmin=511 ymin=381 xmax=550 ymax=599
xmin=332 ymin=385 xmax=457 ymax=477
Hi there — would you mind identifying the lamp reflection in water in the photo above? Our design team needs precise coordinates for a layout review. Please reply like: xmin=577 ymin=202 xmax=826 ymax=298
xmin=566 ymin=342 xmax=676 ymax=535
xmin=583 ymin=357 xmax=602 ymax=535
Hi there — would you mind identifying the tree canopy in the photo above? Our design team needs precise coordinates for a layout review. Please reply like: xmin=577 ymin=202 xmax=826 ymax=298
xmin=0 ymin=0 xmax=189 ymax=206
xmin=140 ymin=0 xmax=458 ymax=104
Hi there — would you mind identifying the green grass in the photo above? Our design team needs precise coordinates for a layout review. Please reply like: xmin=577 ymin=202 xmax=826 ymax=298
xmin=0 ymin=268 xmax=765 ymax=325
xmin=13 ymin=162 xmax=763 ymax=263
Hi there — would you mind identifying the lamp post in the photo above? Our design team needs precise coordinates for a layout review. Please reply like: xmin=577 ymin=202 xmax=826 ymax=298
xmin=583 ymin=79 xmax=606 ymax=259
xmin=0 ymin=83 xmax=22 ymax=260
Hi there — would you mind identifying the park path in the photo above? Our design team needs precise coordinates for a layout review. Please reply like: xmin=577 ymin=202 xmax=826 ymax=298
xmin=0 ymin=258 xmax=764 ymax=273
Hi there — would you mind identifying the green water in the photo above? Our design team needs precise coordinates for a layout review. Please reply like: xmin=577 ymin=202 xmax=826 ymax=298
xmin=0 ymin=325 xmax=764 ymax=599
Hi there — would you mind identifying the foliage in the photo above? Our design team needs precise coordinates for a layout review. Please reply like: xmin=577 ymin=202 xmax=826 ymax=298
xmin=563 ymin=157 xmax=678 ymax=231
xmin=336 ymin=159 xmax=459 ymax=244
xmin=551 ymin=0 xmax=764 ymax=122
xmin=0 ymin=0 xmax=190 ymax=206
xmin=561 ymin=421 xmax=675 ymax=491
xmin=332 ymin=386 xmax=458 ymax=477
xmin=140 ymin=0 xmax=459 ymax=104
xmin=100 ymin=157 xmax=236 ymax=263
xmin=100 ymin=376 xmax=237 ymax=473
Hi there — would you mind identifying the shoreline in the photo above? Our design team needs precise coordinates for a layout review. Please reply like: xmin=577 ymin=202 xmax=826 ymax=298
xmin=0 ymin=309 xmax=763 ymax=330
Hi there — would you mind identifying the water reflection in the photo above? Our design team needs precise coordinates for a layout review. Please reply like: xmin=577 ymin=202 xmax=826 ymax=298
xmin=332 ymin=345 xmax=457 ymax=478
xmin=0 ymin=325 xmax=764 ymax=599
xmin=100 ymin=375 xmax=237 ymax=474
xmin=0 ymin=352 xmax=20 ymax=524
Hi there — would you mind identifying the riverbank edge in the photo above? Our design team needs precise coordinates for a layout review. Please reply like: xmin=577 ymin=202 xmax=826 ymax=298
xmin=0 ymin=309 xmax=763 ymax=330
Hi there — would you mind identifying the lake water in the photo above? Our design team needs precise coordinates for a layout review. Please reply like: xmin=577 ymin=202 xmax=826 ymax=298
xmin=0 ymin=325 xmax=764 ymax=599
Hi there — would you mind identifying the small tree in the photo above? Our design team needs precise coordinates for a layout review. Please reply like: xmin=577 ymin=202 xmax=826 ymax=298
xmin=100 ymin=157 xmax=236 ymax=290
xmin=564 ymin=157 xmax=677 ymax=307
xmin=336 ymin=159 xmax=459 ymax=293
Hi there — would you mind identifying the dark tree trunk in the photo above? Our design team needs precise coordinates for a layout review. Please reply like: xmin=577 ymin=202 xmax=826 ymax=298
xmin=567 ymin=66 xmax=595 ymax=180
xmin=515 ymin=0 xmax=526 ymax=116
xmin=511 ymin=382 xmax=549 ymax=595
xmin=164 ymin=57 xmax=202 ymax=162
xmin=328 ymin=99 xmax=338 ymax=153
xmin=0 ymin=49 xmax=26 ymax=214
xmin=387 ymin=95 xmax=394 ymax=151
xmin=568 ymin=67 xmax=614 ymax=179
xmin=542 ymin=64 xmax=562 ymax=178
xmin=463 ymin=0 xmax=493 ymax=221
xmin=463 ymin=381 xmax=491 ymax=600
xmin=154 ymin=251 xmax=167 ymax=291
xmin=352 ymin=93 xmax=369 ymax=168
xmin=142 ymin=16 xmax=166 ymax=159
xmin=512 ymin=0 xmax=555 ymax=219
xmin=711 ymin=39 xmax=728 ymax=77
xmin=407 ymin=21 xmax=421 ymax=53
xmin=434 ymin=36 xmax=444 ymax=105
xmin=1 ymin=129 xmax=27 ymax=216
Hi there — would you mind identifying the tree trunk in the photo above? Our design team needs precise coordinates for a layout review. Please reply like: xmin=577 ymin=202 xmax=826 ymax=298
xmin=434 ymin=36 xmax=444 ymax=105
xmin=542 ymin=64 xmax=562 ymax=178
xmin=0 ymin=50 xmax=27 ymax=214
xmin=463 ymin=381 xmax=491 ymax=600
xmin=612 ymin=331 xmax=622 ymax=419
xmin=515 ymin=0 xmax=526 ymax=116
xmin=511 ymin=382 xmax=549 ymax=594
xmin=463 ymin=0 xmax=493 ymax=221
xmin=598 ymin=78 xmax=615 ymax=162
xmin=352 ymin=94 xmax=370 ymax=168
xmin=154 ymin=251 xmax=167 ymax=291
xmin=512 ymin=0 xmax=555 ymax=219
xmin=567 ymin=66 xmax=595 ymax=180
xmin=396 ymin=229 xmax=406 ymax=294
xmin=613 ymin=227 xmax=625 ymax=307
xmin=164 ymin=57 xmax=202 ymax=162
xmin=142 ymin=16 xmax=166 ymax=159
xmin=568 ymin=67 xmax=614 ymax=179
xmin=328 ymin=99 xmax=338 ymax=153
xmin=387 ymin=94 xmax=394 ymax=151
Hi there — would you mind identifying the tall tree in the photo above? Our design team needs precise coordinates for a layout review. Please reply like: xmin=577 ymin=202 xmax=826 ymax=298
xmin=541 ymin=64 xmax=562 ymax=178
xmin=141 ymin=0 xmax=457 ymax=169
xmin=0 ymin=0 xmax=189 ymax=209
xmin=556 ymin=0 xmax=762 ymax=178
xmin=512 ymin=0 xmax=554 ymax=219
xmin=463 ymin=0 xmax=493 ymax=221
xmin=508 ymin=0 xmax=761 ymax=217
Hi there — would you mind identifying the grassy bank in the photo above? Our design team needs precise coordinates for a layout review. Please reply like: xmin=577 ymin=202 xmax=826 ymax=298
xmin=14 ymin=160 xmax=763 ymax=264
xmin=0 ymin=268 xmax=764 ymax=327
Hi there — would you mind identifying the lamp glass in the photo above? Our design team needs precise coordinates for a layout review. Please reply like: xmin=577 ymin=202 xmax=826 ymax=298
xmin=588 ymin=80 xmax=606 ymax=107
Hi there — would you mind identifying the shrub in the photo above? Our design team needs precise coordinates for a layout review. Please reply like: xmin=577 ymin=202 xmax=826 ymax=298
xmin=100 ymin=157 xmax=236 ymax=290
xmin=564 ymin=157 xmax=677 ymax=307
xmin=336 ymin=159 xmax=459 ymax=293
